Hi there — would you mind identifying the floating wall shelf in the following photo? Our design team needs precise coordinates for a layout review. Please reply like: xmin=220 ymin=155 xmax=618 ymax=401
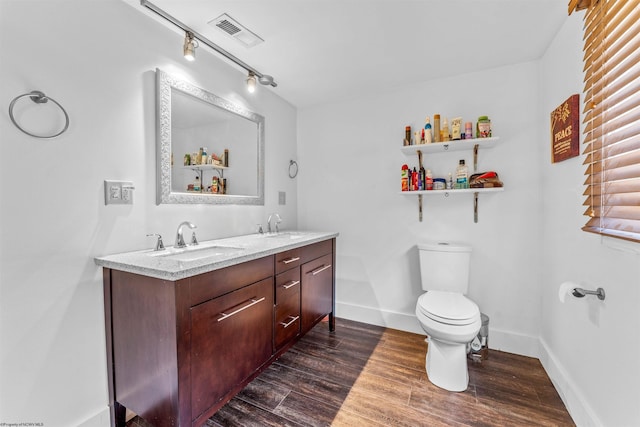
xmin=400 ymin=137 xmax=502 ymax=222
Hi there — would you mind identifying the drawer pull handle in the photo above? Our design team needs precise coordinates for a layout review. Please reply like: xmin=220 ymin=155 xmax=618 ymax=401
xmin=282 ymin=256 xmax=301 ymax=264
xmin=309 ymin=264 xmax=332 ymax=276
xmin=217 ymin=297 xmax=266 ymax=322
xmin=280 ymin=315 xmax=300 ymax=328
xmin=282 ymin=280 xmax=300 ymax=289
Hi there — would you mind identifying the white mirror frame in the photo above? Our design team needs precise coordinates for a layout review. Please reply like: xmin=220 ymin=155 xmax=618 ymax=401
xmin=156 ymin=68 xmax=265 ymax=205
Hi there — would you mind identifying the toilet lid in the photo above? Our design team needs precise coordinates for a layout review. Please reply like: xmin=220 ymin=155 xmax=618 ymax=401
xmin=418 ymin=291 xmax=480 ymax=326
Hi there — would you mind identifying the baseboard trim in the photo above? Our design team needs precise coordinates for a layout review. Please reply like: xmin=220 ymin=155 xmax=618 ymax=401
xmin=336 ymin=302 xmax=539 ymax=357
xmin=539 ymin=338 xmax=601 ymax=427
xmin=77 ymin=406 xmax=110 ymax=427
xmin=336 ymin=301 xmax=424 ymax=334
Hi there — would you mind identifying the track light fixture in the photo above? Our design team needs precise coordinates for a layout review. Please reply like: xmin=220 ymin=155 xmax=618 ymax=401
xmin=141 ymin=0 xmax=277 ymax=90
xmin=246 ymin=72 xmax=257 ymax=93
xmin=183 ymin=31 xmax=197 ymax=61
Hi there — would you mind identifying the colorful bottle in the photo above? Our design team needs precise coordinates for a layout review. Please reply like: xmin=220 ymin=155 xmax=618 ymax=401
xmin=465 ymin=122 xmax=473 ymax=140
xmin=194 ymin=176 xmax=201 ymax=192
xmin=424 ymin=117 xmax=433 ymax=143
xmin=401 ymin=164 xmax=409 ymax=191
xmin=456 ymin=160 xmax=468 ymax=189
xmin=425 ymin=169 xmax=433 ymax=190
xmin=412 ymin=167 xmax=418 ymax=191
xmin=212 ymin=176 xmax=219 ymax=193
xmin=477 ymin=116 xmax=491 ymax=138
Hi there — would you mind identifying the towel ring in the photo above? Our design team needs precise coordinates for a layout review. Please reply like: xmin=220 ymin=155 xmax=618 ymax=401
xmin=9 ymin=90 xmax=70 ymax=139
xmin=288 ymin=160 xmax=299 ymax=179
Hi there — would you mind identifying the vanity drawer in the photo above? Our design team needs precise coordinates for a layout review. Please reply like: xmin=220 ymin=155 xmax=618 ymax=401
xmin=301 ymin=239 xmax=333 ymax=263
xmin=275 ymin=268 xmax=301 ymax=304
xmin=274 ymin=289 xmax=300 ymax=349
xmin=189 ymin=256 xmax=274 ymax=306
xmin=275 ymin=248 xmax=302 ymax=274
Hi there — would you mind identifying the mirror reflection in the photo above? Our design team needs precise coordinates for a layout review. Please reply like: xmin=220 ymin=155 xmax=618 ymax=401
xmin=156 ymin=68 xmax=265 ymax=205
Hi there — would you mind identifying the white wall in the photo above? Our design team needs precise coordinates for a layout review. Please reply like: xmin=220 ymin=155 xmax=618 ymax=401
xmin=0 ymin=1 xmax=297 ymax=425
xmin=298 ymin=61 xmax=544 ymax=356
xmin=538 ymin=15 xmax=640 ymax=426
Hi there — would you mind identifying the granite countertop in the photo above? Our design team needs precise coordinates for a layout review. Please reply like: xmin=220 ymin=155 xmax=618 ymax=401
xmin=94 ymin=231 xmax=338 ymax=281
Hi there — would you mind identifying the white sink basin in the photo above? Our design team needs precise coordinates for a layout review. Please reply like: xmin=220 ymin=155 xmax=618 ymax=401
xmin=148 ymin=244 xmax=245 ymax=262
xmin=263 ymin=231 xmax=307 ymax=239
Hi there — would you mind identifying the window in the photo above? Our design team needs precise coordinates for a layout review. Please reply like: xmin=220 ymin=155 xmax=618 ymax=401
xmin=577 ymin=0 xmax=640 ymax=243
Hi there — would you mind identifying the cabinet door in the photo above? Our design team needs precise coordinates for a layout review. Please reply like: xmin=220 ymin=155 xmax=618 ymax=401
xmin=190 ymin=278 xmax=273 ymax=421
xmin=301 ymin=254 xmax=333 ymax=333
xmin=275 ymin=268 xmax=301 ymax=349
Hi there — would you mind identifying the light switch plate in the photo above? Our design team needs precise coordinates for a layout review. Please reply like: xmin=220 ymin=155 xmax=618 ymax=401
xmin=105 ymin=180 xmax=134 ymax=205
xmin=278 ymin=191 xmax=286 ymax=205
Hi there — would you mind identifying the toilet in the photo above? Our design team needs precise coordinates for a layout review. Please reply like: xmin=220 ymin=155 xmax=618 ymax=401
xmin=415 ymin=242 xmax=481 ymax=392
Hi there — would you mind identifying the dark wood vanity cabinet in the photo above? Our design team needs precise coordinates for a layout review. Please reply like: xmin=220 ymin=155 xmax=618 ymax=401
xmin=301 ymin=252 xmax=334 ymax=333
xmin=190 ymin=277 xmax=273 ymax=421
xmin=102 ymin=238 xmax=335 ymax=427
xmin=274 ymin=266 xmax=301 ymax=349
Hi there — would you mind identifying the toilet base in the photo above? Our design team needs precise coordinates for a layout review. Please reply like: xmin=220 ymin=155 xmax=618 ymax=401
xmin=425 ymin=337 xmax=470 ymax=392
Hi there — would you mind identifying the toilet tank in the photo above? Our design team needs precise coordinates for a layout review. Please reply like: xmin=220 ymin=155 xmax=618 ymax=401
xmin=418 ymin=242 xmax=472 ymax=293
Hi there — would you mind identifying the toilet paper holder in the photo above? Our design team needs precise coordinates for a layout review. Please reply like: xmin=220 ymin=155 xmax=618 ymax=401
xmin=572 ymin=287 xmax=606 ymax=301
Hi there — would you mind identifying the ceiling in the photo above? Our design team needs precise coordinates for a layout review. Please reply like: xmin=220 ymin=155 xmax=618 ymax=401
xmin=126 ymin=0 xmax=569 ymax=108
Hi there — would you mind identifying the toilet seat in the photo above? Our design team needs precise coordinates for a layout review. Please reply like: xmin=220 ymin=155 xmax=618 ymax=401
xmin=417 ymin=291 xmax=479 ymax=326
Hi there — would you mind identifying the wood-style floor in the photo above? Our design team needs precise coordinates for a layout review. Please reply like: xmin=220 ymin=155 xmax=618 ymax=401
xmin=128 ymin=317 xmax=574 ymax=427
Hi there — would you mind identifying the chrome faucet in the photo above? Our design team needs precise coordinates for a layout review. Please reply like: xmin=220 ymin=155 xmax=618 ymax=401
xmin=146 ymin=233 xmax=165 ymax=251
xmin=267 ymin=213 xmax=282 ymax=234
xmin=175 ymin=221 xmax=197 ymax=248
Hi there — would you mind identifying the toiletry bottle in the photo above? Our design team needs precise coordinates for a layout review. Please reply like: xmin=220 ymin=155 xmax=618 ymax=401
xmin=456 ymin=160 xmax=468 ymax=189
xmin=194 ymin=176 xmax=201 ymax=192
xmin=448 ymin=172 xmax=453 ymax=190
xmin=401 ymin=164 xmax=409 ymax=191
xmin=202 ymin=147 xmax=208 ymax=165
xmin=433 ymin=115 xmax=441 ymax=142
xmin=424 ymin=117 xmax=433 ymax=143
xmin=477 ymin=116 xmax=491 ymax=138
xmin=412 ymin=167 xmax=418 ymax=191
xmin=442 ymin=118 xmax=450 ymax=141
xmin=212 ymin=176 xmax=219 ymax=194
xmin=465 ymin=122 xmax=473 ymax=140
xmin=224 ymin=149 xmax=229 ymax=167
xmin=425 ymin=169 xmax=433 ymax=190
xmin=419 ymin=165 xmax=426 ymax=190
xmin=405 ymin=126 xmax=412 ymax=145
xmin=451 ymin=117 xmax=462 ymax=140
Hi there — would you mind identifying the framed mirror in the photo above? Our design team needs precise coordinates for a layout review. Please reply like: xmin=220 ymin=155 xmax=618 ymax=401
xmin=156 ymin=68 xmax=265 ymax=205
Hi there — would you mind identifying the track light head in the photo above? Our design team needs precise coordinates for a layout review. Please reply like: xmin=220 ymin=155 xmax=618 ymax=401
xmin=246 ymin=72 xmax=257 ymax=93
xmin=183 ymin=31 xmax=197 ymax=61
xmin=258 ymin=74 xmax=277 ymax=87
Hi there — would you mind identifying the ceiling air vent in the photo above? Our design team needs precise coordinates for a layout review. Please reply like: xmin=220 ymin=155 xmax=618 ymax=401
xmin=208 ymin=13 xmax=264 ymax=48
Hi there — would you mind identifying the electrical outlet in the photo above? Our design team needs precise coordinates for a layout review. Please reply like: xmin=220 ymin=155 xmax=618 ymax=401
xmin=278 ymin=191 xmax=286 ymax=205
xmin=105 ymin=180 xmax=134 ymax=205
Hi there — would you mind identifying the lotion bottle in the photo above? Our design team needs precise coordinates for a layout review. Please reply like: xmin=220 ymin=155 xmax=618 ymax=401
xmin=424 ymin=117 xmax=433 ymax=143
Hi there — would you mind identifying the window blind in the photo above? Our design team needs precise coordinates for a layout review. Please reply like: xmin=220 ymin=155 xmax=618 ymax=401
xmin=582 ymin=0 xmax=640 ymax=243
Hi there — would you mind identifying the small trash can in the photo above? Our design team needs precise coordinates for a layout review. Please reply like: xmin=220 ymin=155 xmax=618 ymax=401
xmin=468 ymin=313 xmax=489 ymax=362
